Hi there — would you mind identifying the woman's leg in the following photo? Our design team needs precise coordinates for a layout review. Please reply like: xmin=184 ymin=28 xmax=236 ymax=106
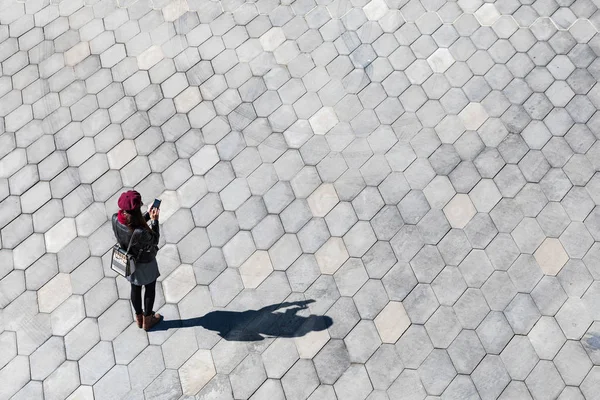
xmin=142 ymin=280 xmax=161 ymax=330
xmin=130 ymin=283 xmax=143 ymax=315
xmin=143 ymin=280 xmax=157 ymax=316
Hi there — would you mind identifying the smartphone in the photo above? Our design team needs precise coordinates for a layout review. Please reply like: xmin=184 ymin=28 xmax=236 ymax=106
xmin=151 ymin=198 xmax=161 ymax=210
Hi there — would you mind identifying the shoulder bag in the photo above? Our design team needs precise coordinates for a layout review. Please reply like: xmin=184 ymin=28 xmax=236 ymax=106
xmin=111 ymin=229 xmax=139 ymax=277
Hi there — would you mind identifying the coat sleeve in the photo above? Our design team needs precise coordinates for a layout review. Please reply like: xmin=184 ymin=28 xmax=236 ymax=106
xmin=111 ymin=214 xmax=118 ymax=237
xmin=137 ymin=220 xmax=160 ymax=250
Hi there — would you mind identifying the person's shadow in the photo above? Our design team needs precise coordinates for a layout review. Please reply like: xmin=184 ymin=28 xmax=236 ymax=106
xmin=151 ymin=300 xmax=333 ymax=341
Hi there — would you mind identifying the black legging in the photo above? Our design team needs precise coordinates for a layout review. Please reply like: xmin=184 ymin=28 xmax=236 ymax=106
xmin=131 ymin=281 xmax=156 ymax=316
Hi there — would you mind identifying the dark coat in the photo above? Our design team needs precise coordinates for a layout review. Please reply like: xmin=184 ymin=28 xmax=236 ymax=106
xmin=111 ymin=212 xmax=160 ymax=264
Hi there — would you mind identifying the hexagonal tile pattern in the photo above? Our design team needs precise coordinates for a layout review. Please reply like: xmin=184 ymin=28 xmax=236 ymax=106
xmin=1 ymin=1 xmax=600 ymax=398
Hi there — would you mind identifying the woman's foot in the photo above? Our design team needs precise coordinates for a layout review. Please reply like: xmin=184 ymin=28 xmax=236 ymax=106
xmin=143 ymin=312 xmax=162 ymax=331
xmin=135 ymin=314 xmax=143 ymax=329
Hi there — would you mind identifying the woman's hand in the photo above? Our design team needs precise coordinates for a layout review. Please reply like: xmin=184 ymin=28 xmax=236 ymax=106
xmin=150 ymin=208 xmax=160 ymax=221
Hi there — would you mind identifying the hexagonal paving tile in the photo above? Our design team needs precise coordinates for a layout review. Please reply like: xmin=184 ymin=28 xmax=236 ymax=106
xmin=534 ymin=237 xmax=569 ymax=276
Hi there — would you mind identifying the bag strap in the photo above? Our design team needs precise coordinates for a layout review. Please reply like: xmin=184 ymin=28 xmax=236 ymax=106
xmin=126 ymin=229 xmax=139 ymax=254
xmin=112 ymin=215 xmax=139 ymax=255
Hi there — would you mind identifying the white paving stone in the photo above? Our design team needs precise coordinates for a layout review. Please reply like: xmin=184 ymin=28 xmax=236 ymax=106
xmin=374 ymin=301 xmax=411 ymax=344
xmin=239 ymin=250 xmax=273 ymax=289
xmin=534 ymin=238 xmax=569 ymax=276
xmin=443 ymin=194 xmax=476 ymax=229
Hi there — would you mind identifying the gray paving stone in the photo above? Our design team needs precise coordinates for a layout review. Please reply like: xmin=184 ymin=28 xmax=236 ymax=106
xmin=93 ymin=365 xmax=131 ymax=400
xmin=325 ymin=202 xmax=358 ymax=237
xmin=504 ymin=293 xmax=542 ymax=335
xmin=344 ymin=320 xmax=382 ymax=363
xmin=287 ymin=254 xmax=321 ymax=293
xmin=17 ymin=313 xmax=52 ymax=355
xmin=313 ymin=339 xmax=351 ymax=385
xmin=458 ymin=250 xmax=493 ymax=289
xmin=481 ymin=271 xmax=518 ymax=311
xmin=556 ymin=297 xmax=594 ymax=340
xmin=499 ymin=381 xmax=533 ymax=400
xmin=393 ymin=322 xmax=431 ymax=368
xmin=526 ymin=360 xmax=566 ymax=400
xmin=97 ymin=299 xmax=132 ymax=341
xmin=582 ymin=367 xmax=600 ymax=399
xmin=290 ymin=166 xmax=322 ymax=199
xmin=30 ymin=336 xmax=66 ymax=381
xmin=352 ymin=187 xmax=385 ymax=220
xmin=582 ymin=320 xmax=600 ymax=364
xmin=418 ymin=349 xmax=456 ymax=396
xmin=561 ymin=222 xmax=595 ymax=259
xmin=79 ymin=341 xmax=115 ymax=385
xmin=530 ymin=317 xmax=566 ymax=362
xmin=0 ymin=331 xmax=16 ymax=370
xmin=211 ymin=339 xmax=249 ymax=375
xmin=0 ymin=355 xmax=29 ymax=399
xmin=307 ymin=385 xmax=337 ymax=400
xmin=83 ymin=277 xmax=118 ymax=318
xmin=160 ymin=328 xmax=198 ymax=370
xmin=471 ymin=355 xmax=510 ymax=400
xmin=558 ymin=386 xmax=585 ymax=400
xmin=305 ymin=274 xmax=340 ymax=315
xmin=268 ymin=233 xmax=301 ymax=271
xmin=387 ymin=369 xmax=426 ymax=400
xmin=397 ymin=190 xmax=430 ymax=224
xmin=403 ymin=283 xmax=439 ymax=324
xmin=416 ymin=209 xmax=450 ymax=245
xmin=422 ymin=176 xmax=455 ymax=209
xmin=365 ymin=344 xmax=403 ymax=391
xmin=447 ymin=329 xmax=486 ymax=375
xmin=442 ymin=375 xmax=479 ymax=400
xmin=410 ymin=245 xmax=445 ymax=284
xmin=476 ymin=311 xmax=514 ymax=355
xmin=464 ymin=213 xmax=497 ymax=249
xmin=178 ymin=349 xmax=216 ymax=396
xmin=515 ymin=184 xmax=548 ymax=219
xmin=380 ymin=259 xmax=416 ymax=301
xmin=508 ymin=254 xmax=544 ymax=293
xmin=261 ymin=338 xmax=299 ymax=379
xmin=10 ymin=380 xmax=44 ymax=400
xmin=353 ymin=279 xmax=388 ymax=319
xmin=251 ymin=379 xmax=285 ymax=400
xmin=555 ymin=340 xmax=593 ymax=386
xmin=128 ymin=345 xmax=165 ymax=392
xmin=437 ymin=228 xmax=471 ymax=266
xmin=453 ymin=289 xmax=490 ymax=329
xmin=209 ymin=267 xmax=243 ymax=307
xmin=425 ymin=305 xmax=462 ymax=348
xmin=537 ymin=202 xmax=570 ymax=238
xmin=490 ymin=198 xmax=523 ymax=234
xmin=558 ymin=259 xmax=594 ymax=298
xmin=281 ymin=359 xmax=319 ymax=400
xmin=143 ymin=369 xmax=183 ymax=400
xmin=362 ymin=241 xmax=396 ymax=279
xmin=112 ymin=324 xmax=147 ymax=365
xmin=324 ymin=296 xmax=360 ymax=340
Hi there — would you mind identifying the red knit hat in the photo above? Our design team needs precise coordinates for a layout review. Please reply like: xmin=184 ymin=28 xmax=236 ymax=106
xmin=118 ymin=190 xmax=142 ymax=211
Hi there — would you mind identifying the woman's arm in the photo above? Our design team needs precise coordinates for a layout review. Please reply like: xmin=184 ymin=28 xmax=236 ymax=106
xmin=149 ymin=219 xmax=159 ymax=245
xmin=145 ymin=208 xmax=160 ymax=246
xmin=138 ymin=224 xmax=159 ymax=251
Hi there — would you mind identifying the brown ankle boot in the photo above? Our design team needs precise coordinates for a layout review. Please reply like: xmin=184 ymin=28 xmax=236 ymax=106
xmin=135 ymin=314 xmax=143 ymax=329
xmin=143 ymin=312 xmax=162 ymax=331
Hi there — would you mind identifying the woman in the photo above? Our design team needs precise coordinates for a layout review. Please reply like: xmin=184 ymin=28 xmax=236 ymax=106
xmin=112 ymin=190 xmax=162 ymax=331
